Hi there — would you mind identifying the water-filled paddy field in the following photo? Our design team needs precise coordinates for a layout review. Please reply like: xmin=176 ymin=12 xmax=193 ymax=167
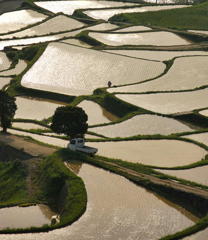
xmin=21 ymin=42 xmax=165 ymax=95
xmin=116 ymin=89 xmax=208 ymax=114
xmin=85 ymin=5 xmax=189 ymax=20
xmin=0 ymin=10 xmax=46 ymax=34
xmin=109 ymin=56 xmax=208 ymax=92
xmin=91 ymin=114 xmax=192 ymax=137
xmin=0 ymin=163 xmax=197 ymax=240
xmin=0 ymin=205 xmax=54 ymax=229
xmin=1 ymin=0 xmax=208 ymax=238
xmin=88 ymin=140 xmax=206 ymax=167
xmin=89 ymin=31 xmax=189 ymax=46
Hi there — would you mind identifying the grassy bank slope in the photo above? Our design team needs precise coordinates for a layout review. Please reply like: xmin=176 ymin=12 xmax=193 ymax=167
xmin=109 ymin=2 xmax=208 ymax=30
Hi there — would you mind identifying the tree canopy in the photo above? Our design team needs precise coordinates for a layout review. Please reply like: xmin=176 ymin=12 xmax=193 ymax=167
xmin=0 ymin=91 xmax=17 ymax=133
xmin=51 ymin=106 xmax=88 ymax=139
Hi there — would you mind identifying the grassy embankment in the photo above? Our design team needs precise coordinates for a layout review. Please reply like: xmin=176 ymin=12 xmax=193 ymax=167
xmin=109 ymin=1 xmax=208 ymax=30
xmin=0 ymin=144 xmax=87 ymax=234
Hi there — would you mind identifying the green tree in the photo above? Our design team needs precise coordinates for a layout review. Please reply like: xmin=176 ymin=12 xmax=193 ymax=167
xmin=51 ymin=106 xmax=88 ymax=139
xmin=0 ymin=91 xmax=17 ymax=133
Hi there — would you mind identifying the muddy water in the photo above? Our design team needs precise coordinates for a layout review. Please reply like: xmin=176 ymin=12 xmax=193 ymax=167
xmin=1 ymin=163 xmax=196 ymax=240
xmin=91 ymin=114 xmax=192 ymax=137
xmin=0 ymin=204 xmax=54 ymax=229
xmin=89 ymin=31 xmax=189 ymax=46
xmin=159 ymin=166 xmax=208 ymax=186
xmin=88 ymin=140 xmax=206 ymax=167
xmin=116 ymin=89 xmax=208 ymax=114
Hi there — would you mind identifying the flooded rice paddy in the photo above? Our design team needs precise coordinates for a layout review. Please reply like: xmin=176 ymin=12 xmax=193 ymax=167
xmin=89 ymin=31 xmax=189 ymax=46
xmin=78 ymin=100 xmax=111 ymax=125
xmin=61 ymin=38 xmax=91 ymax=48
xmin=86 ymin=23 xmax=118 ymax=31
xmin=91 ymin=114 xmax=192 ymax=137
xmin=0 ymin=164 xmax=196 ymax=240
xmin=85 ymin=5 xmax=189 ymax=20
xmin=109 ymin=56 xmax=208 ymax=93
xmin=21 ymin=42 xmax=165 ymax=95
xmin=116 ymin=89 xmax=208 ymax=114
xmin=35 ymin=0 xmax=137 ymax=15
xmin=105 ymin=49 xmax=208 ymax=61
xmin=159 ymin=166 xmax=208 ymax=186
xmin=12 ymin=122 xmax=46 ymax=130
xmin=199 ymin=109 xmax=208 ymax=117
xmin=88 ymin=140 xmax=206 ymax=167
xmin=115 ymin=25 xmax=152 ymax=32
xmin=0 ymin=52 xmax=10 ymax=71
xmin=0 ymin=205 xmax=54 ymax=229
xmin=0 ymin=10 xmax=46 ymax=34
xmin=0 ymin=60 xmax=27 ymax=76
xmin=185 ymin=132 xmax=208 ymax=146
xmin=0 ymin=77 xmax=11 ymax=89
xmin=15 ymin=97 xmax=61 ymax=120
xmin=183 ymin=228 xmax=208 ymax=240
xmin=0 ymin=15 xmax=85 ymax=39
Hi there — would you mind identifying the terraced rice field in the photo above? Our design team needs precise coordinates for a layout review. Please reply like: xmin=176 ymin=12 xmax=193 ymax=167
xmin=35 ymin=0 xmax=137 ymax=15
xmin=105 ymin=49 xmax=208 ymax=61
xmin=159 ymin=166 xmax=208 ymax=186
xmin=0 ymin=60 xmax=27 ymax=76
xmin=0 ymin=52 xmax=10 ymax=71
xmin=21 ymin=42 xmax=165 ymax=95
xmin=85 ymin=5 xmax=189 ymax=20
xmin=78 ymin=100 xmax=111 ymax=125
xmin=1 ymin=1 xmax=208 ymax=239
xmin=89 ymin=140 xmax=206 ymax=167
xmin=89 ymin=31 xmax=189 ymax=46
xmin=108 ymin=56 xmax=208 ymax=92
xmin=15 ymin=97 xmax=61 ymax=120
xmin=115 ymin=25 xmax=152 ymax=32
xmin=116 ymin=89 xmax=208 ymax=114
xmin=0 ymin=77 xmax=11 ymax=89
xmin=0 ymin=15 xmax=85 ymax=39
xmin=199 ymin=109 xmax=208 ymax=117
xmin=91 ymin=114 xmax=192 ymax=137
xmin=185 ymin=132 xmax=208 ymax=146
xmin=0 ymin=10 xmax=46 ymax=34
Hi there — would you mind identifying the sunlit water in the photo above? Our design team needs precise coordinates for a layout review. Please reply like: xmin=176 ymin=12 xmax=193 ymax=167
xmin=91 ymin=114 xmax=192 ymax=137
xmin=109 ymin=56 xmax=208 ymax=93
xmin=88 ymin=140 xmax=206 ymax=167
xmin=0 ymin=164 xmax=196 ymax=240
xmin=89 ymin=31 xmax=189 ymax=46
xmin=21 ymin=42 xmax=165 ymax=96
xmin=116 ymin=89 xmax=208 ymax=114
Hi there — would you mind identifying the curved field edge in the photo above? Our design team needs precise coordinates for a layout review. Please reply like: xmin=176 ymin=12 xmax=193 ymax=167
xmin=0 ymin=148 xmax=87 ymax=234
xmin=109 ymin=1 xmax=208 ymax=30
xmin=63 ymin=150 xmax=208 ymax=239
